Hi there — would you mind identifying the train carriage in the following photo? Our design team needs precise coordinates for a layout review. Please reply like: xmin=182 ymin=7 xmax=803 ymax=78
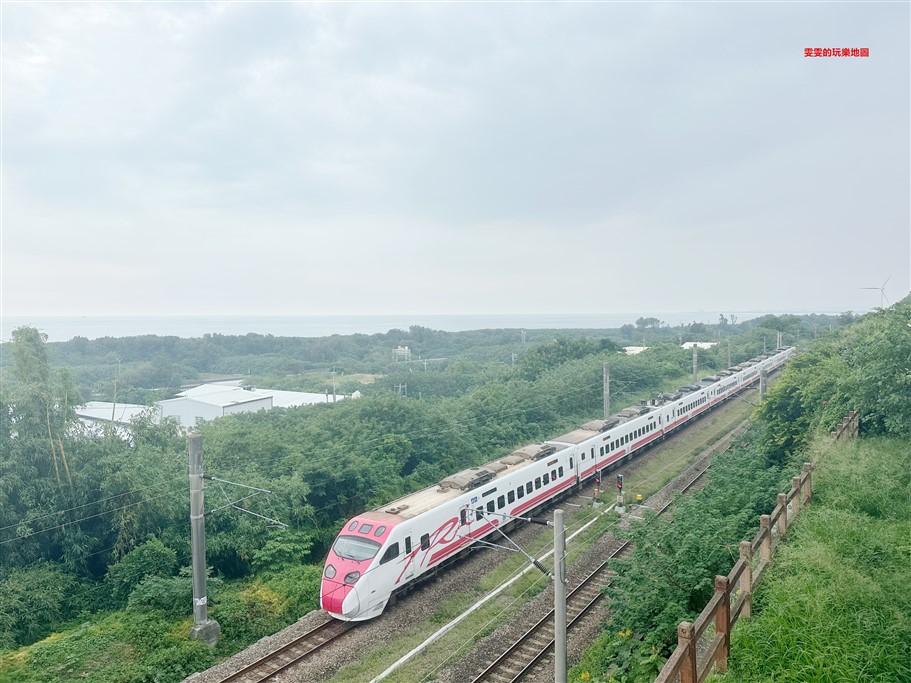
xmin=321 ymin=345 xmax=795 ymax=621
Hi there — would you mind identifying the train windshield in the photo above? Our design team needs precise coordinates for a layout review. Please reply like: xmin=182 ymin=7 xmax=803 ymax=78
xmin=332 ymin=535 xmax=381 ymax=562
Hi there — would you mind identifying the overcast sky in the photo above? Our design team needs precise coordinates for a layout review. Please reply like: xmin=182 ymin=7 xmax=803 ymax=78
xmin=2 ymin=1 xmax=909 ymax=319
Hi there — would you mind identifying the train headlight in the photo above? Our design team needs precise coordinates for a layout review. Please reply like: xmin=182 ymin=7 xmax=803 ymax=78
xmin=324 ymin=564 xmax=336 ymax=579
xmin=343 ymin=571 xmax=361 ymax=585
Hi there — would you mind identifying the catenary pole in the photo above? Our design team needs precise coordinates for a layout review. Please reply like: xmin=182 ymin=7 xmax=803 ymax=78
xmin=692 ymin=347 xmax=698 ymax=385
xmin=603 ymin=363 xmax=610 ymax=418
xmin=189 ymin=435 xmax=220 ymax=645
xmin=554 ymin=509 xmax=567 ymax=683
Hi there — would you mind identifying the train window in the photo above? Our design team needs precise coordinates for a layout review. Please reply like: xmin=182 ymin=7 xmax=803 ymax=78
xmin=526 ymin=482 xmax=533 ymax=494
xmin=487 ymin=501 xmax=495 ymax=514
xmin=380 ymin=543 xmax=400 ymax=565
xmin=535 ymin=478 xmax=541 ymax=490
xmin=551 ymin=469 xmax=557 ymax=480
xmin=610 ymin=442 xmax=615 ymax=451
xmin=543 ymin=473 xmax=550 ymax=485
xmin=459 ymin=509 xmax=468 ymax=525
xmin=476 ymin=506 xmax=484 ymax=520
xmin=581 ymin=451 xmax=586 ymax=460
xmin=420 ymin=534 xmax=430 ymax=551
xmin=508 ymin=490 xmax=515 ymax=504
xmin=374 ymin=526 xmax=386 ymax=537
xmin=358 ymin=523 xmax=374 ymax=535
xmin=591 ymin=447 xmax=595 ymax=459
xmin=348 ymin=521 xmax=358 ymax=531
xmin=600 ymin=446 xmax=605 ymax=456
xmin=517 ymin=486 xmax=524 ymax=499
xmin=559 ymin=466 xmax=564 ymax=477
xmin=497 ymin=495 xmax=505 ymax=509
xmin=405 ymin=537 xmax=412 ymax=554
xmin=569 ymin=457 xmax=573 ymax=470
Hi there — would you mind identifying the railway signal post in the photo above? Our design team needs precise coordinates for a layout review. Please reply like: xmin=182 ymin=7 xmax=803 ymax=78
xmin=616 ymin=474 xmax=625 ymax=513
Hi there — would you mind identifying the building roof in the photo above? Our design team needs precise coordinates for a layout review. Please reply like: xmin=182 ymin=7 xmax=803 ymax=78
xmin=75 ymin=401 xmax=151 ymax=424
xmin=174 ymin=383 xmax=345 ymax=408
xmin=160 ymin=389 xmax=272 ymax=409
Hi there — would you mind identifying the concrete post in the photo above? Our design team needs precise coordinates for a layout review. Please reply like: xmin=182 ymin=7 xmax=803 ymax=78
xmin=603 ymin=363 xmax=610 ymax=419
xmin=714 ymin=576 xmax=730 ymax=671
xmin=678 ymin=621 xmax=697 ymax=683
xmin=803 ymin=463 xmax=813 ymax=504
xmin=776 ymin=493 xmax=788 ymax=536
xmin=759 ymin=515 xmax=772 ymax=563
xmin=692 ymin=347 xmax=698 ymax=385
xmin=739 ymin=541 xmax=753 ymax=618
xmin=792 ymin=477 xmax=802 ymax=516
xmin=189 ymin=435 xmax=220 ymax=646
xmin=554 ymin=509 xmax=567 ymax=683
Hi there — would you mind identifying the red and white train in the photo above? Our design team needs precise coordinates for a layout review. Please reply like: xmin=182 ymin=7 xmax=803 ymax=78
xmin=320 ymin=345 xmax=795 ymax=621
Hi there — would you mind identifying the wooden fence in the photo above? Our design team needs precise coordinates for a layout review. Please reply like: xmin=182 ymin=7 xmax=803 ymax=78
xmin=653 ymin=462 xmax=814 ymax=683
xmin=654 ymin=410 xmax=859 ymax=682
xmin=832 ymin=410 xmax=859 ymax=441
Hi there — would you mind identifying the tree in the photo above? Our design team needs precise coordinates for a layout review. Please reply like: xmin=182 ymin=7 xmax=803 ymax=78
xmin=635 ymin=317 xmax=662 ymax=330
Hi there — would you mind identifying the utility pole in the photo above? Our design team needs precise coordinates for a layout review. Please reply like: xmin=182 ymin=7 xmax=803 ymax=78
xmin=189 ymin=435 xmax=220 ymax=646
xmin=331 ymin=368 xmax=337 ymax=403
xmin=760 ymin=369 xmax=767 ymax=402
xmin=554 ymin=509 xmax=567 ymax=683
xmin=692 ymin=347 xmax=698 ymax=385
xmin=727 ymin=340 xmax=732 ymax=368
xmin=603 ymin=363 xmax=610 ymax=418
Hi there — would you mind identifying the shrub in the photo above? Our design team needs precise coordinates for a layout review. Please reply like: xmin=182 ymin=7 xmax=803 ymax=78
xmin=107 ymin=538 xmax=177 ymax=604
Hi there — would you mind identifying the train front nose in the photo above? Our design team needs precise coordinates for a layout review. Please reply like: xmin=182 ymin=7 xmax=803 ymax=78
xmin=321 ymin=576 xmax=361 ymax=619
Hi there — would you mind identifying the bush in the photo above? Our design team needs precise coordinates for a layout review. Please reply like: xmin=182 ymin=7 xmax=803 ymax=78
xmin=0 ymin=562 xmax=77 ymax=648
xmin=127 ymin=575 xmax=192 ymax=618
xmin=106 ymin=538 xmax=178 ymax=605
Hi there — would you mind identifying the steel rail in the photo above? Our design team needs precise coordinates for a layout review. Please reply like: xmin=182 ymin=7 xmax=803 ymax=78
xmin=471 ymin=460 xmax=714 ymax=683
xmin=216 ymin=618 xmax=355 ymax=683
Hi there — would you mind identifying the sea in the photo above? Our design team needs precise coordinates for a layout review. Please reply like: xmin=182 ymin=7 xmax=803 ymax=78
xmin=0 ymin=310 xmax=833 ymax=343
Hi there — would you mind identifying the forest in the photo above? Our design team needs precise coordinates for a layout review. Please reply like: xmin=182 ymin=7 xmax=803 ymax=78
xmin=0 ymin=310 xmax=875 ymax=682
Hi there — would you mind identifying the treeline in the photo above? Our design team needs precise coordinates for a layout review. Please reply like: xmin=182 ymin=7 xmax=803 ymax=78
xmin=0 ymin=327 xmax=722 ymax=660
xmin=0 ymin=313 xmax=852 ymax=405
xmin=569 ymin=297 xmax=911 ymax=683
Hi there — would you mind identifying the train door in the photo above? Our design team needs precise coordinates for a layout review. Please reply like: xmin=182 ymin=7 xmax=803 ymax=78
xmin=401 ymin=534 xmax=415 ymax=584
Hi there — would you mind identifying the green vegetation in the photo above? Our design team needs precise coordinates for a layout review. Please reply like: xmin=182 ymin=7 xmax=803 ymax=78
xmin=0 ymin=308 xmax=874 ymax=682
xmin=570 ymin=298 xmax=911 ymax=682
xmin=711 ymin=437 xmax=911 ymax=683
xmin=570 ymin=424 xmax=799 ymax=683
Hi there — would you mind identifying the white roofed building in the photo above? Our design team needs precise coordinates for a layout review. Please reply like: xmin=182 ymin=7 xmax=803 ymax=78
xmin=158 ymin=387 xmax=273 ymax=427
xmin=158 ymin=383 xmax=347 ymax=427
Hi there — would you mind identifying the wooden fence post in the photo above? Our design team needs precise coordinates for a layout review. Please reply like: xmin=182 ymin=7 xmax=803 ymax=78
xmin=678 ymin=621 xmax=697 ymax=683
xmin=739 ymin=540 xmax=752 ymax=619
xmin=791 ymin=476 xmax=801 ymax=516
xmin=803 ymin=463 xmax=813 ymax=504
xmin=776 ymin=493 xmax=788 ymax=536
xmin=715 ymin=575 xmax=731 ymax=671
xmin=760 ymin=514 xmax=772 ymax=562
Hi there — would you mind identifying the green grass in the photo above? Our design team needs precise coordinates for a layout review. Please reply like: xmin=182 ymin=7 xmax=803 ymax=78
xmin=709 ymin=437 xmax=911 ymax=683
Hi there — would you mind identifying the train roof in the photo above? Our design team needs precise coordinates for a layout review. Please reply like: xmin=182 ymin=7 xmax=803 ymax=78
xmin=364 ymin=347 xmax=794 ymax=522
xmin=371 ymin=442 xmax=570 ymax=520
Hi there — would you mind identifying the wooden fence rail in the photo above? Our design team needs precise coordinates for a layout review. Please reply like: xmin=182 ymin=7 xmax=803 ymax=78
xmin=653 ymin=462 xmax=813 ymax=683
xmin=654 ymin=410 xmax=858 ymax=683
xmin=832 ymin=409 xmax=859 ymax=441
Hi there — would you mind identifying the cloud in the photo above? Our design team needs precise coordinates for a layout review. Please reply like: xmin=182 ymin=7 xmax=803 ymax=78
xmin=2 ymin=2 xmax=908 ymax=317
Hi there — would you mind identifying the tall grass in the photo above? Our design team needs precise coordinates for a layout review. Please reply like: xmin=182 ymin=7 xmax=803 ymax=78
xmin=714 ymin=437 xmax=911 ymax=683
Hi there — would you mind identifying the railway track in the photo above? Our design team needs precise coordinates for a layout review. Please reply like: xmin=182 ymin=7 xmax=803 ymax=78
xmin=215 ymin=618 xmax=355 ymax=683
xmin=470 ymin=463 xmax=711 ymax=683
